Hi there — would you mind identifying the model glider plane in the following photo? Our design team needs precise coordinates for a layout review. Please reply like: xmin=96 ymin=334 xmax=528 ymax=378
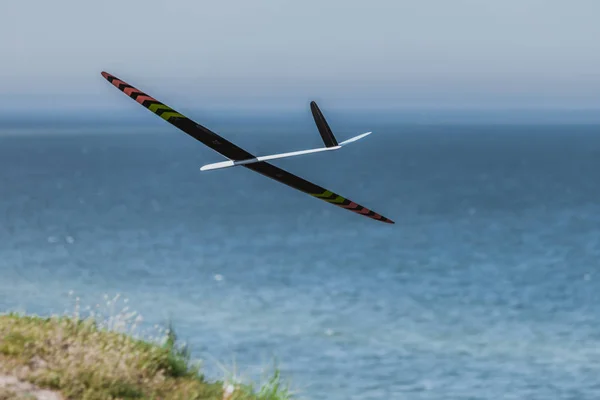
xmin=101 ymin=71 xmax=394 ymax=224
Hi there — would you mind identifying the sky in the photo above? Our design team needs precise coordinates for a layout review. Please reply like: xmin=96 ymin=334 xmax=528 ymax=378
xmin=2 ymin=0 xmax=600 ymax=111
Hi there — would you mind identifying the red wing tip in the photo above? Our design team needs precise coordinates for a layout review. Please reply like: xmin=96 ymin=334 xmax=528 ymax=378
xmin=101 ymin=71 xmax=112 ymax=79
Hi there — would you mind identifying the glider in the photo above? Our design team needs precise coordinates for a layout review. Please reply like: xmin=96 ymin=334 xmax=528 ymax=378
xmin=101 ymin=71 xmax=394 ymax=224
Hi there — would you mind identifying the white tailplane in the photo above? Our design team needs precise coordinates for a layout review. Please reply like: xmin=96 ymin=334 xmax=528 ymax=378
xmin=339 ymin=131 xmax=371 ymax=146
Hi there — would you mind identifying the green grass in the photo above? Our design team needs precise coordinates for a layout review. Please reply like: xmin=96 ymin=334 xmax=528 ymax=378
xmin=0 ymin=296 xmax=299 ymax=400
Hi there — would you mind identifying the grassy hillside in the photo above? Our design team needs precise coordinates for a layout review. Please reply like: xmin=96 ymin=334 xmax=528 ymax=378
xmin=0 ymin=296 xmax=297 ymax=400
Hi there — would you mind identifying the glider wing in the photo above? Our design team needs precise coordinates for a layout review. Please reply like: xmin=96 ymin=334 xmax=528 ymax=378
xmin=101 ymin=72 xmax=253 ymax=161
xmin=101 ymin=71 xmax=394 ymax=224
xmin=244 ymin=161 xmax=394 ymax=223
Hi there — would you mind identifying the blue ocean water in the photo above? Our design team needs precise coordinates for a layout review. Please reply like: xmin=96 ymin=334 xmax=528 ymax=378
xmin=1 ymin=119 xmax=600 ymax=400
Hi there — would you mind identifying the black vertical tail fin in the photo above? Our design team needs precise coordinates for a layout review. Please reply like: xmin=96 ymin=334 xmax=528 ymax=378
xmin=310 ymin=101 xmax=339 ymax=148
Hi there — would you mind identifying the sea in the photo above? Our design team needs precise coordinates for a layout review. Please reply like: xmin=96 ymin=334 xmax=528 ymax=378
xmin=1 ymin=110 xmax=600 ymax=400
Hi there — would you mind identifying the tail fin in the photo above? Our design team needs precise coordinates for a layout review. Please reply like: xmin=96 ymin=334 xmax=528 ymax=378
xmin=310 ymin=101 xmax=338 ymax=148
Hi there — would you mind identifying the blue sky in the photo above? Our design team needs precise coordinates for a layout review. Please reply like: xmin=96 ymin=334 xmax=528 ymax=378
xmin=2 ymin=0 xmax=600 ymax=111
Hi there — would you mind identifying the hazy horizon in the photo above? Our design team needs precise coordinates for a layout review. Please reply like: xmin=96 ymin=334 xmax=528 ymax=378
xmin=2 ymin=0 xmax=600 ymax=111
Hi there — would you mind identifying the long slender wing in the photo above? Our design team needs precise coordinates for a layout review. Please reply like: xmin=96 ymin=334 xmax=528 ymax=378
xmin=244 ymin=162 xmax=395 ymax=223
xmin=101 ymin=72 xmax=253 ymax=160
xmin=101 ymin=71 xmax=394 ymax=224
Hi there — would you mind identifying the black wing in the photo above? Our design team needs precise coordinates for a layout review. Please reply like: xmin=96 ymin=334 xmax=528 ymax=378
xmin=101 ymin=71 xmax=394 ymax=224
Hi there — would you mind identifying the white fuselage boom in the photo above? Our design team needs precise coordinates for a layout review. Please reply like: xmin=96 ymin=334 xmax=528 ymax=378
xmin=199 ymin=131 xmax=371 ymax=172
xmin=200 ymin=145 xmax=341 ymax=171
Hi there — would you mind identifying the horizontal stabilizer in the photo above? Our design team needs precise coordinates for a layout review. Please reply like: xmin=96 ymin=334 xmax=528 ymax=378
xmin=339 ymin=131 xmax=372 ymax=146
